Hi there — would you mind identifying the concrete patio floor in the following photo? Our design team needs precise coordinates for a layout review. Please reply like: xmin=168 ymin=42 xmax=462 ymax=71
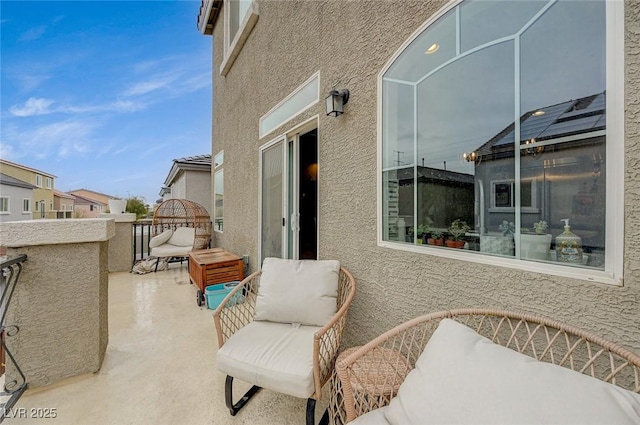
xmin=8 ymin=265 xmax=328 ymax=424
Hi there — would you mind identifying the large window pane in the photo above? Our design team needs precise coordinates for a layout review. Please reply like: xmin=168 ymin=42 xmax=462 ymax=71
xmin=385 ymin=9 xmax=456 ymax=84
xmin=383 ymin=169 xmax=414 ymax=243
xmin=381 ymin=0 xmax=610 ymax=272
xmin=460 ymin=1 xmax=545 ymax=53
xmin=229 ymin=0 xmax=251 ymax=44
xmin=519 ymin=0 xmax=606 ymax=268
xmin=214 ymin=170 xmax=224 ymax=232
xmin=382 ymin=81 xmax=414 ymax=169
xmin=417 ymin=41 xmax=515 ymax=254
xmin=261 ymin=142 xmax=284 ymax=260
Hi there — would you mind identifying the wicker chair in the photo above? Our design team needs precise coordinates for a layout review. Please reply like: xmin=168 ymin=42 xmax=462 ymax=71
xmin=151 ymin=198 xmax=212 ymax=249
xmin=332 ymin=308 xmax=640 ymax=425
xmin=149 ymin=199 xmax=212 ymax=271
xmin=213 ymin=263 xmax=356 ymax=425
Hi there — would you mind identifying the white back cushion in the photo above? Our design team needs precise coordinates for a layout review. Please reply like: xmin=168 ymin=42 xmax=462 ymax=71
xmin=254 ymin=258 xmax=339 ymax=326
xmin=168 ymin=227 xmax=195 ymax=247
xmin=149 ymin=229 xmax=173 ymax=248
xmin=384 ymin=318 xmax=640 ymax=425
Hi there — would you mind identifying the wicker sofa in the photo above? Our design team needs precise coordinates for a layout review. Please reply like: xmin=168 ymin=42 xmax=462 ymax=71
xmin=332 ymin=309 xmax=640 ymax=425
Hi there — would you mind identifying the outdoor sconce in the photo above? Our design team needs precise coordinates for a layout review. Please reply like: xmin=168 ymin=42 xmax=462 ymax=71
xmin=325 ymin=89 xmax=350 ymax=117
xmin=524 ymin=138 xmax=544 ymax=156
xmin=462 ymin=150 xmax=481 ymax=166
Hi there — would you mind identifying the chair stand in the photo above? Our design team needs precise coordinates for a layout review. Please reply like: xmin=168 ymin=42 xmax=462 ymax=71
xmin=306 ymin=398 xmax=329 ymax=425
xmin=225 ymin=375 xmax=261 ymax=416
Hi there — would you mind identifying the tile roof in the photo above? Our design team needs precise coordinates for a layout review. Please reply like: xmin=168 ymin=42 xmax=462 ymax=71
xmin=0 ymin=173 xmax=37 ymax=189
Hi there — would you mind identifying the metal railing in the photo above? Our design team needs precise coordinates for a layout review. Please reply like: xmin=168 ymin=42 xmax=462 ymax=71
xmin=0 ymin=254 xmax=27 ymax=422
xmin=132 ymin=220 xmax=153 ymax=269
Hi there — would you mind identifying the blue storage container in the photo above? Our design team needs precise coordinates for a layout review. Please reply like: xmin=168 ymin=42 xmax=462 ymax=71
xmin=205 ymin=281 xmax=242 ymax=310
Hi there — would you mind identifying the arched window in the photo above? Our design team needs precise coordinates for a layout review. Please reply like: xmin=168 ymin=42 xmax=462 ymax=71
xmin=379 ymin=0 xmax=623 ymax=284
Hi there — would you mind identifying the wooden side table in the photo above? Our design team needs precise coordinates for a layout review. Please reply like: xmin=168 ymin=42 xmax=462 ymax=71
xmin=188 ymin=248 xmax=244 ymax=306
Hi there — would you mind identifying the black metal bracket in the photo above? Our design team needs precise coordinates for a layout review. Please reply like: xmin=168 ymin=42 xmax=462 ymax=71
xmin=225 ymin=375 xmax=261 ymax=416
xmin=0 ymin=255 xmax=28 ymax=423
xmin=306 ymin=398 xmax=329 ymax=425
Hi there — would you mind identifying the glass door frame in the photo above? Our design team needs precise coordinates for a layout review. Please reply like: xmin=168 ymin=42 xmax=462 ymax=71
xmin=258 ymin=116 xmax=319 ymax=265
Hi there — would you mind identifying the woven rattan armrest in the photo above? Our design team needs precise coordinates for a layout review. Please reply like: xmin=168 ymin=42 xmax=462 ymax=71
xmin=213 ymin=271 xmax=260 ymax=348
xmin=312 ymin=267 xmax=356 ymax=399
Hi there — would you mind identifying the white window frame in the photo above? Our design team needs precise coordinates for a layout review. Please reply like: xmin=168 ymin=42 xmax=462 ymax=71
xmin=45 ymin=177 xmax=52 ymax=189
xmin=214 ymin=151 xmax=224 ymax=168
xmin=259 ymin=72 xmax=320 ymax=139
xmin=377 ymin=0 xmax=624 ymax=286
xmin=23 ymin=198 xmax=31 ymax=214
xmin=488 ymin=179 xmax=538 ymax=214
xmin=0 ymin=197 xmax=9 ymax=214
xmin=36 ymin=174 xmax=42 ymax=187
xmin=221 ymin=0 xmax=259 ymax=76
xmin=214 ymin=169 xmax=224 ymax=233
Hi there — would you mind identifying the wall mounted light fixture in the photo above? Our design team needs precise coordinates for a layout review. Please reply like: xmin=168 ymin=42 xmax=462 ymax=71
xmin=325 ymin=89 xmax=350 ymax=117
xmin=463 ymin=151 xmax=480 ymax=165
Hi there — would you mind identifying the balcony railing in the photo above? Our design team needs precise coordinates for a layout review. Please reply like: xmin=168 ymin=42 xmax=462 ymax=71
xmin=132 ymin=220 xmax=153 ymax=268
xmin=0 ymin=254 xmax=27 ymax=422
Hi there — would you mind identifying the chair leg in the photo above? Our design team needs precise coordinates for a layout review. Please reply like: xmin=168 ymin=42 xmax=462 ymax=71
xmin=154 ymin=257 xmax=159 ymax=272
xmin=225 ymin=375 xmax=261 ymax=416
xmin=306 ymin=398 xmax=329 ymax=425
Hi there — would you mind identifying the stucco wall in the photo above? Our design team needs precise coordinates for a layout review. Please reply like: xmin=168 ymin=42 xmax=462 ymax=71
xmin=185 ymin=170 xmax=213 ymax=217
xmin=0 ymin=219 xmax=113 ymax=388
xmin=211 ymin=1 xmax=640 ymax=353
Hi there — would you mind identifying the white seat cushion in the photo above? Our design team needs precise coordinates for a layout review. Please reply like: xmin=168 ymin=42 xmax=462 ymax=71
xmin=254 ymin=258 xmax=339 ymax=326
xmin=349 ymin=406 xmax=390 ymax=424
xmin=149 ymin=229 xmax=173 ymax=248
xmin=150 ymin=244 xmax=191 ymax=258
xmin=384 ymin=318 xmax=640 ymax=425
xmin=217 ymin=321 xmax=319 ymax=399
xmin=167 ymin=227 xmax=195 ymax=247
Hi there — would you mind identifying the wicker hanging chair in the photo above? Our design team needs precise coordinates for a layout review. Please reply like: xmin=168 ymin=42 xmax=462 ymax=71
xmin=152 ymin=199 xmax=212 ymax=250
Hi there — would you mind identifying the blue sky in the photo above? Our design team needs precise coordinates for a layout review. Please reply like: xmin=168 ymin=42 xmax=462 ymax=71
xmin=1 ymin=1 xmax=212 ymax=205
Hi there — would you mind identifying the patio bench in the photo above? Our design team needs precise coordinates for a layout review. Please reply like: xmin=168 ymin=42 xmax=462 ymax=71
xmin=332 ymin=308 xmax=640 ymax=425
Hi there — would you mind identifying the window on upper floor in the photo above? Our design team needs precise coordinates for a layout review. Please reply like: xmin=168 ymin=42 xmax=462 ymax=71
xmin=221 ymin=0 xmax=258 ymax=76
xmin=0 ymin=197 xmax=9 ymax=213
xmin=379 ymin=0 xmax=623 ymax=285
xmin=45 ymin=177 xmax=52 ymax=189
xmin=214 ymin=169 xmax=224 ymax=232
xmin=36 ymin=174 xmax=43 ymax=187
xmin=23 ymin=198 xmax=31 ymax=213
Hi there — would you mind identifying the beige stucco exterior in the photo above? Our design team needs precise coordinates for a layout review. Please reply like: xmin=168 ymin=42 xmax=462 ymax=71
xmin=206 ymin=1 xmax=640 ymax=353
xmin=98 ymin=213 xmax=136 ymax=272
xmin=0 ymin=159 xmax=56 ymax=219
xmin=0 ymin=219 xmax=113 ymax=388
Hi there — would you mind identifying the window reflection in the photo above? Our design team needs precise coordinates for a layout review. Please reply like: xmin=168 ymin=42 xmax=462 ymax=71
xmin=381 ymin=0 xmax=607 ymax=270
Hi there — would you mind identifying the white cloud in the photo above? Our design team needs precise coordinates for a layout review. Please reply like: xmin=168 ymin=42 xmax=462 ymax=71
xmin=8 ymin=119 xmax=97 ymax=160
xmin=19 ymin=26 xmax=46 ymax=41
xmin=16 ymin=74 xmax=52 ymax=91
xmin=123 ymin=78 xmax=171 ymax=96
xmin=9 ymin=97 xmax=55 ymax=117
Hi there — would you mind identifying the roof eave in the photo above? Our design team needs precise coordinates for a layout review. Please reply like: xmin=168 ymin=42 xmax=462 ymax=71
xmin=197 ymin=0 xmax=222 ymax=35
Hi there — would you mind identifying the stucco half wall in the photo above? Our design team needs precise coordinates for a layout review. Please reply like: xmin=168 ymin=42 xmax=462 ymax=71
xmin=208 ymin=1 xmax=640 ymax=353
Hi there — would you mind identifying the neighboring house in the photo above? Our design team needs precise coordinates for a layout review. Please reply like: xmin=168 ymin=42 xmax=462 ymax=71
xmin=68 ymin=188 xmax=119 ymax=209
xmin=0 ymin=158 xmax=56 ymax=219
xmin=161 ymin=154 xmax=212 ymax=217
xmin=197 ymin=0 xmax=640 ymax=354
xmin=71 ymin=194 xmax=106 ymax=218
xmin=159 ymin=186 xmax=171 ymax=202
xmin=0 ymin=173 xmax=36 ymax=222
xmin=53 ymin=190 xmax=75 ymax=219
